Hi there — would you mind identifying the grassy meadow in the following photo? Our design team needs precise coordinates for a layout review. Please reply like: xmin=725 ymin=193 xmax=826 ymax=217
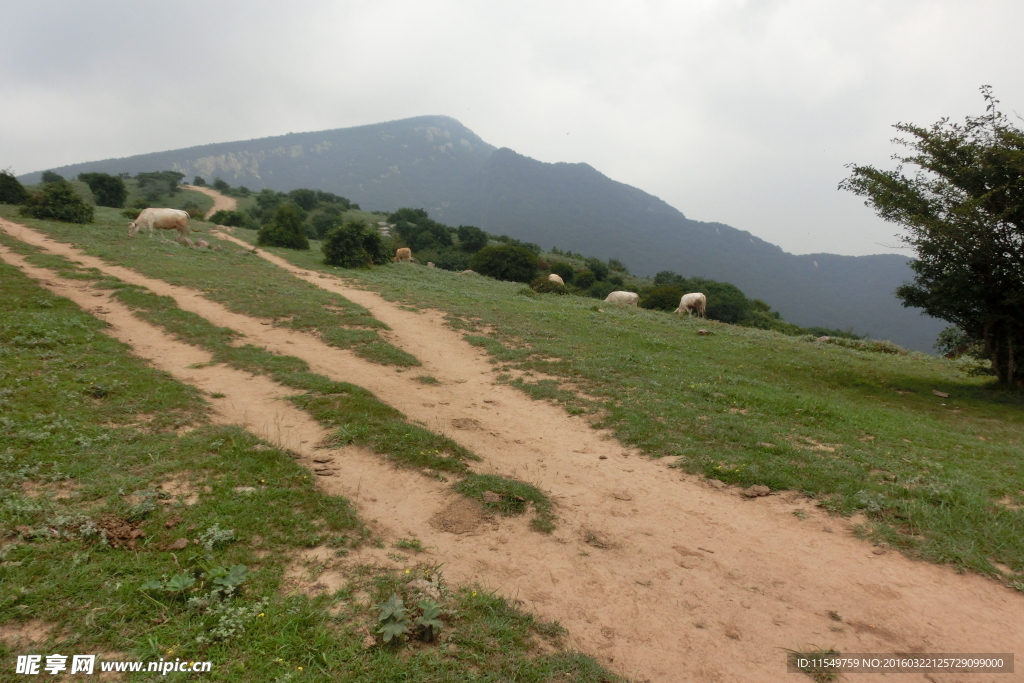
xmin=229 ymin=230 xmax=1024 ymax=583
xmin=0 ymin=240 xmax=617 ymax=681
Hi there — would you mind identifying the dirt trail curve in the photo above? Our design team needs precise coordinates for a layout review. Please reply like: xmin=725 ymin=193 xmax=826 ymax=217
xmin=2 ymin=219 xmax=1022 ymax=683
xmin=184 ymin=185 xmax=237 ymax=219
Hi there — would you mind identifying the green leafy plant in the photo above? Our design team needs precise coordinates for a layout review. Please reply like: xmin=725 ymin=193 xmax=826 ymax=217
xmin=470 ymin=244 xmax=539 ymax=283
xmin=20 ymin=181 xmax=94 ymax=223
xmin=321 ymin=219 xmax=388 ymax=267
xmin=257 ymin=204 xmax=310 ymax=250
xmin=415 ymin=600 xmax=444 ymax=642
xmin=375 ymin=594 xmax=411 ymax=644
xmin=0 ymin=169 xmax=28 ymax=205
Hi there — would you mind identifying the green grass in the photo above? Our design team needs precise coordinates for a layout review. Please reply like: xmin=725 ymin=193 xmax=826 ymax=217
xmin=0 ymin=257 xmax=617 ymax=682
xmin=454 ymin=474 xmax=556 ymax=532
xmin=227 ymin=229 xmax=1024 ymax=580
xmin=0 ymin=205 xmax=418 ymax=368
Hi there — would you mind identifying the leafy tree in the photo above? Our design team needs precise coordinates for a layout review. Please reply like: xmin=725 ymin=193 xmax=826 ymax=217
xmin=0 ymin=169 xmax=28 ymax=204
xmin=212 ymin=177 xmax=230 ymax=193
xmin=136 ymin=171 xmax=184 ymax=200
xmin=322 ymin=220 xmax=387 ymax=267
xmin=587 ymin=280 xmax=618 ymax=300
xmin=288 ymin=188 xmax=319 ymax=211
xmin=457 ymin=225 xmax=489 ymax=252
xmin=20 ymin=181 xmax=93 ymax=223
xmin=529 ymin=276 xmax=568 ymax=294
xmin=469 ymin=245 xmax=539 ymax=282
xmin=311 ymin=205 xmax=345 ymax=239
xmin=389 ymin=207 xmax=452 ymax=251
xmin=78 ymin=172 xmax=127 ymax=208
xmin=41 ymin=171 xmax=65 ymax=183
xmin=416 ymin=246 xmax=473 ymax=271
xmin=702 ymin=281 xmax=751 ymax=323
xmin=840 ymin=87 xmax=1024 ymax=385
xmin=193 ymin=176 xmax=207 ymax=186
xmin=257 ymin=204 xmax=309 ymax=250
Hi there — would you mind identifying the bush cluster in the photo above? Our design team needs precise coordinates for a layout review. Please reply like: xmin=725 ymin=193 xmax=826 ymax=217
xmin=470 ymin=245 xmax=539 ymax=282
xmin=78 ymin=172 xmax=127 ymax=208
xmin=322 ymin=220 xmax=388 ymax=267
xmin=257 ymin=204 xmax=309 ymax=250
xmin=20 ymin=181 xmax=94 ymax=223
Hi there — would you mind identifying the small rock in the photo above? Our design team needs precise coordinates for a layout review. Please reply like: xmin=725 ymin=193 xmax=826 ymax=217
xmin=599 ymin=455 xmax=608 ymax=460
xmin=361 ymin=634 xmax=376 ymax=649
xmin=697 ymin=329 xmax=711 ymax=335
xmin=823 ymin=526 xmax=833 ymax=533
xmin=741 ymin=485 xmax=771 ymax=498
xmin=707 ymin=479 xmax=726 ymax=489
xmin=164 ymin=515 xmax=182 ymax=529
xmin=817 ymin=335 xmax=830 ymax=342
xmin=481 ymin=491 xmax=502 ymax=503
xmin=167 ymin=538 xmax=189 ymax=551
xmin=932 ymin=390 xmax=950 ymax=398
xmin=611 ymin=490 xmax=633 ymax=501
xmin=233 ymin=486 xmax=256 ymax=493
xmin=872 ymin=548 xmax=886 ymax=555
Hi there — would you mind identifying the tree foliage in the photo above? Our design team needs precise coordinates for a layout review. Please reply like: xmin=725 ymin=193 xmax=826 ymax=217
xmin=0 ymin=169 xmax=28 ymax=204
xmin=257 ymin=204 xmax=309 ymax=250
xmin=78 ymin=172 xmax=127 ymax=208
xmin=469 ymin=245 xmax=539 ymax=283
xmin=840 ymin=87 xmax=1024 ymax=385
xmin=389 ymin=208 xmax=453 ymax=251
xmin=640 ymin=285 xmax=683 ymax=311
xmin=322 ymin=220 xmax=388 ymax=267
xmin=209 ymin=210 xmax=249 ymax=228
xmin=20 ymin=181 xmax=94 ymax=223
xmin=457 ymin=225 xmax=488 ymax=252
xmin=41 ymin=171 xmax=65 ymax=183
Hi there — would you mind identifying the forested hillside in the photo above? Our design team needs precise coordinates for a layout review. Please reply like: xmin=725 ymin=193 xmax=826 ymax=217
xmin=20 ymin=116 xmax=946 ymax=351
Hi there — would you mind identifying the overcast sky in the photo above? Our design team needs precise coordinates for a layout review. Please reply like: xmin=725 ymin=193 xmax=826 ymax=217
xmin=3 ymin=0 xmax=1021 ymax=255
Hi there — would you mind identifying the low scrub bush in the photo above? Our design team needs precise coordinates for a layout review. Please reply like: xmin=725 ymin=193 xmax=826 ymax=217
xmin=573 ymin=270 xmax=596 ymax=289
xmin=20 ymin=181 xmax=94 ymax=223
xmin=470 ymin=245 xmax=539 ymax=283
xmin=529 ymin=277 xmax=568 ymax=294
xmin=549 ymin=261 xmax=575 ymax=282
xmin=416 ymin=246 xmax=473 ymax=271
xmin=322 ymin=220 xmax=388 ymax=267
xmin=456 ymin=225 xmax=488 ymax=252
xmin=257 ymin=204 xmax=309 ymax=250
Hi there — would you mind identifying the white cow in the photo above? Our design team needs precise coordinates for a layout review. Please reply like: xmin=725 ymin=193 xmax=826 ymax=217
xmin=675 ymin=292 xmax=707 ymax=317
xmin=604 ymin=291 xmax=639 ymax=306
xmin=548 ymin=273 xmax=565 ymax=285
xmin=128 ymin=208 xmax=197 ymax=246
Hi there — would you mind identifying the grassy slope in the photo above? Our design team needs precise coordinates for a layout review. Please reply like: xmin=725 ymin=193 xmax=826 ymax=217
xmin=231 ymin=231 xmax=1024 ymax=581
xmin=0 ymin=253 xmax=617 ymax=681
xmin=0 ymin=205 xmax=417 ymax=367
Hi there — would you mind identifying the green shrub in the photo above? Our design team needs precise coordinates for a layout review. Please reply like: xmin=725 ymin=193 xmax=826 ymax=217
xmin=389 ymin=208 xmax=453 ymax=251
xmin=180 ymin=201 xmax=203 ymax=219
xmin=257 ymin=204 xmax=309 ymax=250
xmin=640 ymin=285 xmax=683 ymax=311
xmin=322 ymin=220 xmax=388 ymax=267
xmin=311 ymin=207 xmax=344 ymax=239
xmin=212 ymin=177 xmax=230 ymax=193
xmin=416 ymin=246 xmax=473 ymax=271
xmin=529 ymin=277 xmax=568 ymax=294
xmin=209 ymin=210 xmax=248 ymax=228
xmin=193 ymin=176 xmax=207 ymax=186
xmin=457 ymin=225 xmax=489 ymax=252
xmin=41 ymin=171 xmax=65 ymax=183
xmin=77 ymin=172 xmax=127 ymax=208
xmin=0 ymin=169 xmax=28 ymax=204
xmin=585 ymin=258 xmax=609 ymax=281
xmin=470 ymin=245 xmax=539 ymax=283
xmin=573 ymin=270 xmax=596 ymax=289
xmin=587 ymin=280 xmax=618 ymax=300
xmin=549 ymin=261 xmax=575 ymax=282
xmin=20 ymin=181 xmax=94 ymax=223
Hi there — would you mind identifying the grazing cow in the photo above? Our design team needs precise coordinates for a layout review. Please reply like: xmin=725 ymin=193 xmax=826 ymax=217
xmin=394 ymin=247 xmax=413 ymax=262
xmin=675 ymin=292 xmax=707 ymax=317
xmin=128 ymin=208 xmax=197 ymax=246
xmin=604 ymin=291 xmax=639 ymax=306
xmin=548 ymin=273 xmax=565 ymax=285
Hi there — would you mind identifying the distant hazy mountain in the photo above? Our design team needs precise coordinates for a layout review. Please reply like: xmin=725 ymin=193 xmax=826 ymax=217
xmin=22 ymin=116 xmax=945 ymax=352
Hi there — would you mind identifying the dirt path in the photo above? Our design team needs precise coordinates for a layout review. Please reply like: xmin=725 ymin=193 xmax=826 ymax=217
xmin=184 ymin=185 xmax=238 ymax=219
xmin=2 ymin=219 xmax=1021 ymax=683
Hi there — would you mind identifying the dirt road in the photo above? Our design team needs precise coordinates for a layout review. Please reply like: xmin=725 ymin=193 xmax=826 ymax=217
xmin=2 ymin=217 xmax=1021 ymax=683
xmin=184 ymin=184 xmax=238 ymax=219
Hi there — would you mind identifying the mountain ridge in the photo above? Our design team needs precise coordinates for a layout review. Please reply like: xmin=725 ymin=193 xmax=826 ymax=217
xmin=19 ymin=115 xmax=945 ymax=351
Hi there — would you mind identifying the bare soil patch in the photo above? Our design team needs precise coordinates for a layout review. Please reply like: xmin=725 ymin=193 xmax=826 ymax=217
xmin=0 ymin=619 xmax=54 ymax=646
xmin=3 ymin=220 xmax=1023 ymax=683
